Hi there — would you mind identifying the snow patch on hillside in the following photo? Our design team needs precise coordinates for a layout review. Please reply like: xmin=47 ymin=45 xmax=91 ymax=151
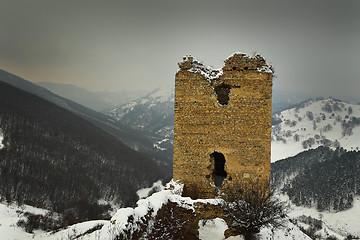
xmin=271 ymin=99 xmax=360 ymax=162
xmin=0 ymin=128 xmax=4 ymax=149
xmin=136 ymin=180 xmax=164 ymax=199
xmin=153 ymin=138 xmax=171 ymax=151
xmin=108 ymin=85 xmax=174 ymax=121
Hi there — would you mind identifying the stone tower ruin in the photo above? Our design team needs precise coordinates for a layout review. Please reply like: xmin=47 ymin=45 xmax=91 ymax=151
xmin=173 ymin=53 xmax=273 ymax=200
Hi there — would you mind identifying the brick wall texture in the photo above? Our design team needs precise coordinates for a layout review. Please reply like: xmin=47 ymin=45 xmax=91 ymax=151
xmin=173 ymin=53 xmax=273 ymax=200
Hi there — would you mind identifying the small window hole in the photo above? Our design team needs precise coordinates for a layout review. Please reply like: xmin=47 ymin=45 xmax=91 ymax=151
xmin=214 ymin=84 xmax=231 ymax=105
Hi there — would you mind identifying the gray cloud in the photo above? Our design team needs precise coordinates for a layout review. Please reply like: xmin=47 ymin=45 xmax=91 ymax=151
xmin=0 ymin=0 xmax=359 ymax=100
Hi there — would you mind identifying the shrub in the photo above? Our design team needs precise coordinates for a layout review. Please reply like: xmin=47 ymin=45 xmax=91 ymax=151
xmin=323 ymin=124 xmax=333 ymax=132
xmin=306 ymin=111 xmax=314 ymax=121
xmin=222 ymin=186 xmax=288 ymax=240
xmin=322 ymin=102 xmax=332 ymax=113
xmin=294 ymin=134 xmax=300 ymax=142
xmin=17 ymin=212 xmax=62 ymax=233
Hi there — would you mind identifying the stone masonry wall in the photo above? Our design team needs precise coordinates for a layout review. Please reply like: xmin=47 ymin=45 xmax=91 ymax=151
xmin=173 ymin=53 xmax=273 ymax=200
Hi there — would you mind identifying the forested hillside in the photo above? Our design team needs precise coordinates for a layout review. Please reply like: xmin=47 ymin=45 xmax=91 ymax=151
xmin=0 ymin=82 xmax=166 ymax=218
xmin=272 ymin=146 xmax=360 ymax=212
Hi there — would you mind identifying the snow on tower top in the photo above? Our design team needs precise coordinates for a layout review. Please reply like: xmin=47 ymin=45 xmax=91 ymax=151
xmin=178 ymin=53 xmax=273 ymax=82
xmin=223 ymin=52 xmax=274 ymax=73
xmin=178 ymin=55 xmax=222 ymax=81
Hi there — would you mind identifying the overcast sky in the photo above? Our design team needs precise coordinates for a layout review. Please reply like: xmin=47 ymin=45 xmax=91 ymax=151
xmin=1 ymin=0 xmax=359 ymax=101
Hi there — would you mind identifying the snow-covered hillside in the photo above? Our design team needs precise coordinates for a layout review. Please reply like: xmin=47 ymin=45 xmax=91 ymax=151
xmin=108 ymin=85 xmax=173 ymax=121
xmin=285 ymin=194 xmax=360 ymax=238
xmin=271 ymin=98 xmax=360 ymax=162
xmin=106 ymin=85 xmax=174 ymax=152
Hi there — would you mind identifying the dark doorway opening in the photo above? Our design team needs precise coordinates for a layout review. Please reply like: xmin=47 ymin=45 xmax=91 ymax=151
xmin=210 ymin=151 xmax=227 ymax=188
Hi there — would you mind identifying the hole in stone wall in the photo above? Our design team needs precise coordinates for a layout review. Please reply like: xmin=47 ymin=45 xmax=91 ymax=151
xmin=214 ymin=84 xmax=231 ymax=105
xmin=244 ymin=66 xmax=248 ymax=70
xmin=210 ymin=151 xmax=227 ymax=188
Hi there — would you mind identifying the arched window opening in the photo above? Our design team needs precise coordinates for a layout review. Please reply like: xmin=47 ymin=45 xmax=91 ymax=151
xmin=210 ymin=151 xmax=227 ymax=188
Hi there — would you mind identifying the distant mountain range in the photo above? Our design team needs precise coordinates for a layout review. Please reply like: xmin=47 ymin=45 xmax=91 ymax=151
xmin=36 ymin=78 xmax=334 ymax=161
xmin=36 ymin=82 xmax=147 ymax=112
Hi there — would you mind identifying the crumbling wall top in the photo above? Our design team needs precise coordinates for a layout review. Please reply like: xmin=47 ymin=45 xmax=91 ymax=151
xmin=178 ymin=55 xmax=222 ymax=82
xmin=177 ymin=53 xmax=273 ymax=82
xmin=223 ymin=52 xmax=273 ymax=73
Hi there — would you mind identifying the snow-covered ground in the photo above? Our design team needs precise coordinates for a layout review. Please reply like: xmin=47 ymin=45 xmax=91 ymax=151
xmin=0 ymin=181 xmax=312 ymax=240
xmin=199 ymin=218 xmax=230 ymax=240
xmin=31 ymin=220 xmax=108 ymax=240
xmin=286 ymin=195 xmax=360 ymax=238
xmin=198 ymin=218 xmax=311 ymax=240
xmin=0 ymin=202 xmax=48 ymax=240
xmin=271 ymin=98 xmax=360 ymax=162
xmin=257 ymin=221 xmax=311 ymax=240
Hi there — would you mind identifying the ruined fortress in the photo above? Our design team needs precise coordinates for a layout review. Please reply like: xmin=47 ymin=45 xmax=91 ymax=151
xmin=173 ymin=53 xmax=273 ymax=200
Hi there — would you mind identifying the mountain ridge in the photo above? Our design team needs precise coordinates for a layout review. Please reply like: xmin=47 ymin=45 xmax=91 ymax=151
xmin=36 ymin=81 xmax=147 ymax=112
